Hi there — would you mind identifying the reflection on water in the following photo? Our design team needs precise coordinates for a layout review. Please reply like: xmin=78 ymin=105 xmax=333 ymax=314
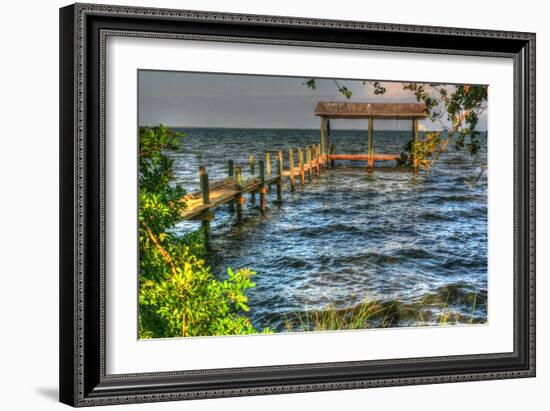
xmin=169 ymin=128 xmax=488 ymax=331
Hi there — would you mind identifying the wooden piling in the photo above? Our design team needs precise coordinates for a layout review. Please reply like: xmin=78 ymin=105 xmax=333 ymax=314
xmin=368 ymin=117 xmax=374 ymax=172
xmin=306 ymin=145 xmax=312 ymax=181
xmin=227 ymin=160 xmax=235 ymax=212
xmin=248 ymin=155 xmax=256 ymax=204
xmin=249 ymin=154 xmax=255 ymax=175
xmin=199 ymin=166 xmax=211 ymax=247
xmin=259 ymin=159 xmax=267 ymax=213
xmin=276 ymin=150 xmax=283 ymax=202
xmin=326 ymin=118 xmax=331 ymax=168
xmin=313 ymin=144 xmax=319 ymax=174
xmin=265 ymin=152 xmax=271 ymax=176
xmin=412 ymin=118 xmax=419 ymax=173
xmin=320 ymin=117 xmax=326 ymax=161
xmin=317 ymin=143 xmax=323 ymax=173
xmin=330 ymin=144 xmax=335 ymax=168
xmin=289 ymin=148 xmax=296 ymax=191
xmin=298 ymin=147 xmax=305 ymax=186
xmin=235 ymin=165 xmax=243 ymax=224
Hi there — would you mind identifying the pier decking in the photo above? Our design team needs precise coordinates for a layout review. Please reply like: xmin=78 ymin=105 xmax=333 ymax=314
xmin=181 ymin=145 xmax=330 ymax=245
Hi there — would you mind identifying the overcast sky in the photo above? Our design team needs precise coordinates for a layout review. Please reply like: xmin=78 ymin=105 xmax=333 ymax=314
xmin=138 ymin=71 xmax=487 ymax=131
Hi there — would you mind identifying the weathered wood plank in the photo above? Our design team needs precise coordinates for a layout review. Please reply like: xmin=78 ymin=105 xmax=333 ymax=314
xmin=183 ymin=177 xmax=233 ymax=200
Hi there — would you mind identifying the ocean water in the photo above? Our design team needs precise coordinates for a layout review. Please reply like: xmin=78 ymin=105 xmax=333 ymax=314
xmin=168 ymin=128 xmax=488 ymax=331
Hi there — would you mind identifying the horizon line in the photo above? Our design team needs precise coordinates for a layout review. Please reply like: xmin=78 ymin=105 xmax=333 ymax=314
xmin=138 ymin=125 xmax=488 ymax=132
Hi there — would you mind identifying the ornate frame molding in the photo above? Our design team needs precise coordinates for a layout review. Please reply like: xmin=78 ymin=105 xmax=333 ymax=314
xmin=60 ymin=3 xmax=535 ymax=407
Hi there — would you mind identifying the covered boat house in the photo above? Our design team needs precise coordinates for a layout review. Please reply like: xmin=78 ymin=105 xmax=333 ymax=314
xmin=314 ymin=102 xmax=428 ymax=171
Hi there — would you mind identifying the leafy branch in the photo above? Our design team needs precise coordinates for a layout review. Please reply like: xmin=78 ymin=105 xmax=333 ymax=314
xmin=138 ymin=125 xmax=267 ymax=338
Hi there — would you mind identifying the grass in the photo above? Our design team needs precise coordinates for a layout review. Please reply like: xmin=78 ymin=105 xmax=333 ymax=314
xmin=283 ymin=300 xmax=392 ymax=332
xmin=282 ymin=291 xmax=485 ymax=333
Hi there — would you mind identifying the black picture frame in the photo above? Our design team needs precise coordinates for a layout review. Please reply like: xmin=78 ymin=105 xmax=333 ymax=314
xmin=59 ymin=3 xmax=536 ymax=407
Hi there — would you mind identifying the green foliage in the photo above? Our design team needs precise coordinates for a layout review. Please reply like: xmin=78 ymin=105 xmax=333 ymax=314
xmin=140 ymin=251 xmax=262 ymax=337
xmin=397 ymin=131 xmax=442 ymax=171
xmin=334 ymin=79 xmax=352 ymax=99
xmin=402 ymin=83 xmax=487 ymax=163
xmin=138 ymin=125 xmax=263 ymax=338
xmin=302 ymin=78 xmax=353 ymax=98
xmin=368 ymin=81 xmax=387 ymax=95
xmin=303 ymin=79 xmax=317 ymax=90
xmin=139 ymin=125 xmax=186 ymax=238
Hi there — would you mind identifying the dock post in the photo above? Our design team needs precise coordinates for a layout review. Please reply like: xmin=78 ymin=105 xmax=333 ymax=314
xmin=298 ymin=148 xmax=305 ymax=186
xmin=315 ymin=144 xmax=319 ymax=173
xmin=314 ymin=144 xmax=320 ymax=174
xmin=259 ymin=160 xmax=267 ymax=214
xmin=276 ymin=150 xmax=283 ymax=202
xmin=306 ymin=145 xmax=312 ymax=181
xmin=289 ymin=148 xmax=296 ymax=191
xmin=265 ymin=152 xmax=271 ymax=176
xmin=235 ymin=165 xmax=244 ymax=224
xmin=249 ymin=155 xmax=256 ymax=204
xmin=227 ymin=160 xmax=235 ymax=212
xmin=326 ymin=118 xmax=331 ymax=168
xmin=199 ymin=166 xmax=211 ymax=248
xmin=412 ymin=118 xmax=419 ymax=173
xmin=368 ymin=117 xmax=374 ymax=172
xmin=330 ymin=144 xmax=335 ymax=168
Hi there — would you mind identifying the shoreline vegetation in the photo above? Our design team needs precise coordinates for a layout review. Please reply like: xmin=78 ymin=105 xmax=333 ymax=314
xmin=138 ymin=124 xmax=486 ymax=339
xmin=283 ymin=285 xmax=486 ymax=333
xmin=138 ymin=125 xmax=267 ymax=338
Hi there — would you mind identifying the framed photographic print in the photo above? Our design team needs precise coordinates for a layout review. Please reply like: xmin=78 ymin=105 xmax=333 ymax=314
xmin=59 ymin=3 xmax=536 ymax=407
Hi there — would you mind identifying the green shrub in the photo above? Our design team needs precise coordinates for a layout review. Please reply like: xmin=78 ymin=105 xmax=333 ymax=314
xmin=138 ymin=125 xmax=262 ymax=338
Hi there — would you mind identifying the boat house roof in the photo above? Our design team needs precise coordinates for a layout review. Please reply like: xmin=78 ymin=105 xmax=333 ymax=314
xmin=314 ymin=102 xmax=428 ymax=119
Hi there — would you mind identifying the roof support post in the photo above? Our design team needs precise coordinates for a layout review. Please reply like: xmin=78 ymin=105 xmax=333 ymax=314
xmin=326 ymin=118 xmax=331 ymax=168
xmin=367 ymin=117 xmax=374 ymax=172
xmin=319 ymin=116 xmax=326 ymax=162
xmin=412 ymin=118 xmax=419 ymax=173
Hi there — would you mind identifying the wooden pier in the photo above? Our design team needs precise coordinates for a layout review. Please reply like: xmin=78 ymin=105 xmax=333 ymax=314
xmin=181 ymin=146 xmax=329 ymax=245
xmin=181 ymin=101 xmax=428 ymax=246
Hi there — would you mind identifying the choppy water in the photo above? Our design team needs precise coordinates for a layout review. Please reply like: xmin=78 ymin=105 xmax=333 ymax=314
xmin=168 ymin=128 xmax=488 ymax=331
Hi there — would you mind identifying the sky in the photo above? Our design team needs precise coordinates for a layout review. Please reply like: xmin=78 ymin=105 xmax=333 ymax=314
xmin=138 ymin=71 xmax=488 ymax=131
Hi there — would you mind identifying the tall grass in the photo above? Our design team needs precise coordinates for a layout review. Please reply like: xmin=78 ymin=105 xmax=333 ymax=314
xmin=282 ymin=292 xmax=483 ymax=333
